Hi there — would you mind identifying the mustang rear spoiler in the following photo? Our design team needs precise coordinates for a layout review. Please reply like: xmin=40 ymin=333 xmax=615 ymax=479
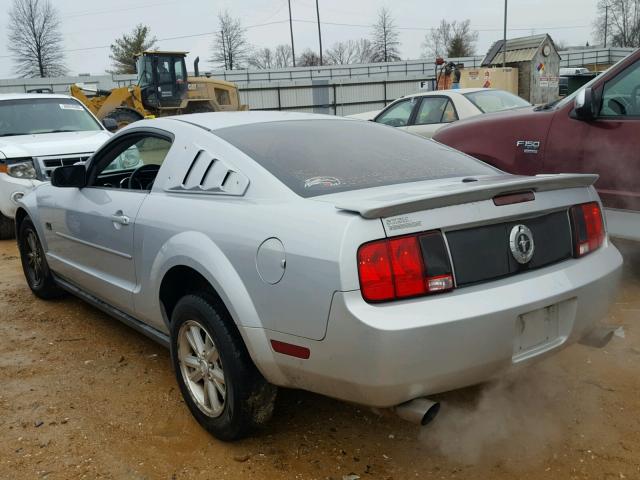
xmin=336 ymin=174 xmax=599 ymax=219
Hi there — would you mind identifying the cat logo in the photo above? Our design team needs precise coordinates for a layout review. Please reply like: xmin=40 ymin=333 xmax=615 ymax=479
xmin=516 ymin=140 xmax=541 ymax=154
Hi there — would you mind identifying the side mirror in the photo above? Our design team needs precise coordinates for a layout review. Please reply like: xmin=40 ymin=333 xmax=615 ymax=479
xmin=574 ymin=87 xmax=596 ymax=120
xmin=51 ymin=165 xmax=86 ymax=188
xmin=102 ymin=118 xmax=118 ymax=132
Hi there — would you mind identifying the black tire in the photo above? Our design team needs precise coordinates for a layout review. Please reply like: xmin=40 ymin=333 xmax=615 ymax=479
xmin=185 ymin=102 xmax=215 ymax=114
xmin=104 ymin=108 xmax=144 ymax=130
xmin=17 ymin=218 xmax=65 ymax=299
xmin=170 ymin=293 xmax=276 ymax=441
xmin=0 ymin=213 xmax=14 ymax=240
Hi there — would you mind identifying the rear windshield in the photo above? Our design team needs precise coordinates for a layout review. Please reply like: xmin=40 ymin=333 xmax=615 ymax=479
xmin=214 ymin=119 xmax=497 ymax=197
xmin=0 ymin=97 xmax=102 ymax=137
xmin=463 ymin=90 xmax=531 ymax=113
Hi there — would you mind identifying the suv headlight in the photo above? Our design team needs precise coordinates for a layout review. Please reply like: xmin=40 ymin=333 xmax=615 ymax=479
xmin=7 ymin=159 xmax=37 ymax=179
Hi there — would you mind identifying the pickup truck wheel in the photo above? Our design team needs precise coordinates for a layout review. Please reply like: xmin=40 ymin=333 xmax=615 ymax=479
xmin=17 ymin=218 xmax=64 ymax=299
xmin=170 ymin=294 xmax=277 ymax=441
xmin=0 ymin=213 xmax=15 ymax=240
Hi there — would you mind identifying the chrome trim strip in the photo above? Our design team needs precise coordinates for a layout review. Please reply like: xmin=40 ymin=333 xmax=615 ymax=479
xmin=55 ymin=231 xmax=132 ymax=259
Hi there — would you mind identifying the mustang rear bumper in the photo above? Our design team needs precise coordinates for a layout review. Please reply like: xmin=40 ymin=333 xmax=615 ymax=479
xmin=245 ymin=242 xmax=622 ymax=408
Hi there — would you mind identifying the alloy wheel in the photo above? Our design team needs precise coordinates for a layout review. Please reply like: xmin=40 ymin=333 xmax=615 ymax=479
xmin=25 ymin=229 xmax=44 ymax=287
xmin=177 ymin=320 xmax=227 ymax=418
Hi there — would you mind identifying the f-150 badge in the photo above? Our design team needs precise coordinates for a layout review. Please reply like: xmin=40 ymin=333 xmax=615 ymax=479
xmin=516 ymin=140 xmax=541 ymax=154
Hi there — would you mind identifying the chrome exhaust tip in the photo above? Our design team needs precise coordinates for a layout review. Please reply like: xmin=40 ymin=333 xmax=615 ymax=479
xmin=394 ymin=398 xmax=440 ymax=426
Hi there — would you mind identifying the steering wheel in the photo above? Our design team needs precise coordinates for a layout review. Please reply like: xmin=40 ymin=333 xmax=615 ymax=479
xmin=128 ymin=164 xmax=160 ymax=190
xmin=383 ymin=118 xmax=407 ymax=127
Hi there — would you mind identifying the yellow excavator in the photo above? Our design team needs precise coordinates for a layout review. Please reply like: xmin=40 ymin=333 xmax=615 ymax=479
xmin=70 ymin=51 xmax=248 ymax=129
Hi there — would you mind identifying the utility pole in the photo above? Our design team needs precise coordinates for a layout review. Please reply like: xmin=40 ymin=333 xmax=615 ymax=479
xmin=316 ymin=0 xmax=323 ymax=66
xmin=221 ymin=30 xmax=228 ymax=70
xmin=604 ymin=4 xmax=609 ymax=48
xmin=288 ymin=0 xmax=296 ymax=67
xmin=502 ymin=0 xmax=508 ymax=68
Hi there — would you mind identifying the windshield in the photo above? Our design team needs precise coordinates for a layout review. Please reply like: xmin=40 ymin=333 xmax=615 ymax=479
xmin=214 ymin=119 xmax=498 ymax=198
xmin=0 ymin=97 xmax=102 ymax=137
xmin=137 ymin=56 xmax=154 ymax=87
xmin=463 ymin=90 xmax=531 ymax=113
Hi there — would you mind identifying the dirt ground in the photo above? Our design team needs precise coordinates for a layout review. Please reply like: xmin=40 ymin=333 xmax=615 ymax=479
xmin=0 ymin=238 xmax=639 ymax=480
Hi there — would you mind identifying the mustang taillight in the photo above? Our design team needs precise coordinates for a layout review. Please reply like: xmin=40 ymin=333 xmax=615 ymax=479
xmin=570 ymin=202 xmax=605 ymax=257
xmin=357 ymin=231 xmax=454 ymax=303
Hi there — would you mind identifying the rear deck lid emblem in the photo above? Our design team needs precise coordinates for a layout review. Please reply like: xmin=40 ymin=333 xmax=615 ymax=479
xmin=509 ymin=224 xmax=535 ymax=264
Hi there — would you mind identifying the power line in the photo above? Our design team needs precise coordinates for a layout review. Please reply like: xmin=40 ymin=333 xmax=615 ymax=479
xmin=290 ymin=18 xmax=590 ymax=32
xmin=60 ymin=1 xmax=183 ymax=19
xmin=0 ymin=18 xmax=591 ymax=60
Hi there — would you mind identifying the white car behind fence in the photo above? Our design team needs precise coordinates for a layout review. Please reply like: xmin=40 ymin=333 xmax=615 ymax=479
xmin=348 ymin=88 xmax=532 ymax=139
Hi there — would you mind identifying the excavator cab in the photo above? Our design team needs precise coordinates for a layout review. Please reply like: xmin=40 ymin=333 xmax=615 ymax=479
xmin=135 ymin=51 xmax=188 ymax=109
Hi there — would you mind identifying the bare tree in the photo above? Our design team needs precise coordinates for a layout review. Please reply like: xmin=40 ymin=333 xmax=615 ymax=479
xmin=594 ymin=0 xmax=640 ymax=47
xmin=422 ymin=20 xmax=451 ymax=59
xmin=248 ymin=45 xmax=293 ymax=69
xmin=422 ymin=19 xmax=478 ymax=59
xmin=248 ymin=47 xmax=275 ymax=69
xmin=326 ymin=39 xmax=375 ymax=65
xmin=297 ymin=49 xmax=322 ymax=67
xmin=370 ymin=7 xmax=401 ymax=63
xmin=325 ymin=40 xmax=357 ymax=65
xmin=210 ymin=10 xmax=249 ymax=70
xmin=8 ymin=0 xmax=66 ymax=77
xmin=353 ymin=38 xmax=374 ymax=64
xmin=109 ymin=24 xmax=157 ymax=74
xmin=274 ymin=44 xmax=293 ymax=68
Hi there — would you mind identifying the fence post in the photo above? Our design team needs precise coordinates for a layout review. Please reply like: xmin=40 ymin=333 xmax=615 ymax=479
xmin=383 ymin=80 xmax=387 ymax=105
xmin=333 ymin=84 xmax=337 ymax=115
xmin=277 ymin=86 xmax=281 ymax=111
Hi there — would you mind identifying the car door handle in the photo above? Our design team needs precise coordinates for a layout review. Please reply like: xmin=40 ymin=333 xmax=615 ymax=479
xmin=111 ymin=213 xmax=130 ymax=225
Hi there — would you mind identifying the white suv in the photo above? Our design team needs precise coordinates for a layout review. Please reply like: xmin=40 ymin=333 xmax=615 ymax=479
xmin=0 ymin=93 xmax=114 ymax=238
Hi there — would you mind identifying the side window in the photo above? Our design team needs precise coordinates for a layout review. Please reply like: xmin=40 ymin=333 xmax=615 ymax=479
xmin=600 ymin=60 xmax=640 ymax=117
xmin=442 ymin=100 xmax=458 ymax=122
xmin=90 ymin=135 xmax=172 ymax=190
xmin=215 ymin=88 xmax=231 ymax=105
xmin=174 ymin=58 xmax=185 ymax=83
xmin=415 ymin=97 xmax=455 ymax=125
xmin=376 ymin=99 xmax=416 ymax=127
xmin=157 ymin=58 xmax=172 ymax=85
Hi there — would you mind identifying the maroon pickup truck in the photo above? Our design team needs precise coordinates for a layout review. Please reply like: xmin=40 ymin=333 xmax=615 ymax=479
xmin=434 ymin=48 xmax=640 ymax=241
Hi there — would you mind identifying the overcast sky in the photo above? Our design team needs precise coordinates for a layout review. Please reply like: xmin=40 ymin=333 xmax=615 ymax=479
xmin=0 ymin=0 xmax=599 ymax=78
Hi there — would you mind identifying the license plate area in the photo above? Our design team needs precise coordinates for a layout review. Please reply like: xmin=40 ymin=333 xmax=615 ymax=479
xmin=513 ymin=304 xmax=560 ymax=360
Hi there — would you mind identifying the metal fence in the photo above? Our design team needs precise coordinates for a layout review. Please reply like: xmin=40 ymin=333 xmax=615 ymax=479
xmin=240 ymin=76 xmax=436 ymax=115
xmin=211 ymin=56 xmax=482 ymax=85
xmin=0 ymin=46 xmax=634 ymax=115
xmin=559 ymin=47 xmax=634 ymax=71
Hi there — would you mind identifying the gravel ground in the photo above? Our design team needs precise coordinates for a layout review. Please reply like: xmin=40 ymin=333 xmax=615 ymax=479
xmin=0 ymin=238 xmax=639 ymax=480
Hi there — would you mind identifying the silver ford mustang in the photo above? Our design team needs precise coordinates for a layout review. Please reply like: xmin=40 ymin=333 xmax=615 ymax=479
xmin=15 ymin=112 xmax=622 ymax=440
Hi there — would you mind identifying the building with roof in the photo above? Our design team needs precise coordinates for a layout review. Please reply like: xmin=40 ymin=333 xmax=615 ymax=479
xmin=482 ymin=34 xmax=561 ymax=104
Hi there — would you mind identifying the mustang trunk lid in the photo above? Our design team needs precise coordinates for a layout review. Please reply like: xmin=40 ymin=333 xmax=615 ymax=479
xmin=331 ymin=174 xmax=598 ymax=219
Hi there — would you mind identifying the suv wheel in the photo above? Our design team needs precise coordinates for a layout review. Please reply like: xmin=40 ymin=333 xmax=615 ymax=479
xmin=17 ymin=218 xmax=65 ymax=299
xmin=0 ymin=213 xmax=14 ymax=240
xmin=170 ymin=294 xmax=277 ymax=441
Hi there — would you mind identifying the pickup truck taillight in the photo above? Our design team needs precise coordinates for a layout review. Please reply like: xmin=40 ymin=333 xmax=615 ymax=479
xmin=357 ymin=231 xmax=454 ymax=303
xmin=570 ymin=202 xmax=605 ymax=257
